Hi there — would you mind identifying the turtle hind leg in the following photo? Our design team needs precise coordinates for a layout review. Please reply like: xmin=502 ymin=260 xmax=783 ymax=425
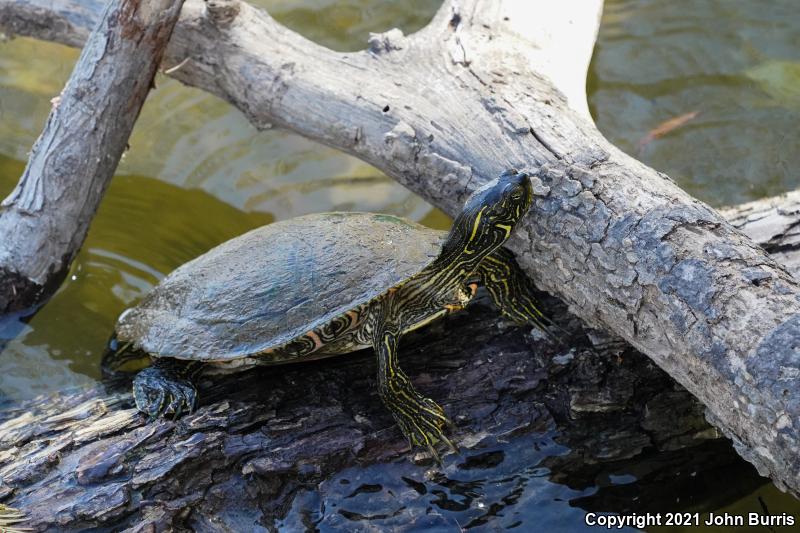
xmin=476 ymin=247 xmax=563 ymax=341
xmin=372 ymin=314 xmax=458 ymax=461
xmin=133 ymin=359 xmax=202 ymax=420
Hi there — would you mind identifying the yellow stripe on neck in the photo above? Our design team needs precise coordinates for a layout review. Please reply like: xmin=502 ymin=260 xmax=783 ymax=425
xmin=469 ymin=208 xmax=484 ymax=242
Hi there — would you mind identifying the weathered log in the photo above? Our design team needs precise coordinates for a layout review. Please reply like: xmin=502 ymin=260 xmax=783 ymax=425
xmin=722 ymin=190 xmax=800 ymax=278
xmin=0 ymin=297 xmax=728 ymax=531
xmin=0 ymin=0 xmax=185 ymax=314
xmin=4 ymin=0 xmax=800 ymax=494
xmin=2 ymin=188 xmax=799 ymax=531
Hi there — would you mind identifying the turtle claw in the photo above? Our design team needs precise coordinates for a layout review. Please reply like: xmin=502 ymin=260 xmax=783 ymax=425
xmin=390 ymin=392 xmax=458 ymax=462
xmin=440 ymin=433 xmax=460 ymax=455
xmin=133 ymin=366 xmax=198 ymax=420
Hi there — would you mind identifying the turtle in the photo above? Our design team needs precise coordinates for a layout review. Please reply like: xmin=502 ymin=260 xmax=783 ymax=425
xmin=104 ymin=169 xmax=554 ymax=457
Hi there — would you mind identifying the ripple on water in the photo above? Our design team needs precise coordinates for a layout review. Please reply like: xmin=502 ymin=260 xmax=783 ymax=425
xmin=275 ymin=433 xmax=610 ymax=532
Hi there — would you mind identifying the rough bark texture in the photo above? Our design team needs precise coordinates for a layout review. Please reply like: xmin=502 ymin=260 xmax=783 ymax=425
xmin=3 ymin=0 xmax=800 ymax=501
xmin=0 ymin=0 xmax=185 ymax=314
xmin=0 ymin=296 xmax=731 ymax=532
xmin=4 ymin=0 xmax=800 ymax=494
xmin=1 ymin=190 xmax=798 ymax=531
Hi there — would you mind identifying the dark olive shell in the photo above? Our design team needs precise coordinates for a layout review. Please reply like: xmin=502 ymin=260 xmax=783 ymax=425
xmin=115 ymin=213 xmax=444 ymax=361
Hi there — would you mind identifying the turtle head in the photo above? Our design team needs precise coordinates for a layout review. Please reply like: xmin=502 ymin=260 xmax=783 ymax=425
xmin=453 ymin=168 xmax=533 ymax=257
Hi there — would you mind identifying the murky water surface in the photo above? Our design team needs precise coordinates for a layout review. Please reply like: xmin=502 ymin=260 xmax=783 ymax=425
xmin=1 ymin=0 xmax=799 ymax=530
xmin=589 ymin=0 xmax=800 ymax=206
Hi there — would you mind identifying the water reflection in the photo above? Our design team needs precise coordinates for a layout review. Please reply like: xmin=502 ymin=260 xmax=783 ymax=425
xmin=589 ymin=0 xmax=800 ymax=206
xmin=278 ymin=432 xmax=605 ymax=532
xmin=275 ymin=429 xmax=797 ymax=532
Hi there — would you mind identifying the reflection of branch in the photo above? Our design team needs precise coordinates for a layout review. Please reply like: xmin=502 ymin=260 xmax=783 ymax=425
xmin=637 ymin=110 xmax=700 ymax=153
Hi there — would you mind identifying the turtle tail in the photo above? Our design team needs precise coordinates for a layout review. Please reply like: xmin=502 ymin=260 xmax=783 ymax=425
xmin=100 ymin=335 xmax=150 ymax=381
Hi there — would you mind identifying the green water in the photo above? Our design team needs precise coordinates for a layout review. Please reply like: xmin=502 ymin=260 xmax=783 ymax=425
xmin=1 ymin=0 xmax=799 ymax=530
xmin=0 ymin=0 xmax=445 ymax=397
xmin=589 ymin=0 xmax=800 ymax=207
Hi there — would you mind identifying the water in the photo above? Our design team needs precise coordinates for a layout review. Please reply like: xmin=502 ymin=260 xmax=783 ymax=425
xmin=589 ymin=0 xmax=800 ymax=207
xmin=277 ymin=433 xmax=603 ymax=532
xmin=1 ymin=0 xmax=799 ymax=530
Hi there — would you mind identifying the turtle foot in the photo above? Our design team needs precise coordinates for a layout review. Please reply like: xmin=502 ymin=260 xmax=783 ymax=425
xmin=390 ymin=393 xmax=458 ymax=462
xmin=133 ymin=366 xmax=198 ymax=420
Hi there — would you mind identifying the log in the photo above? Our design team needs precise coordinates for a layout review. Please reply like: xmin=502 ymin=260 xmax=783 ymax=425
xmin=0 ymin=186 xmax=797 ymax=531
xmin=0 ymin=0 xmax=185 ymax=314
xmin=0 ymin=297 xmax=731 ymax=531
xmin=3 ymin=0 xmax=800 ymax=502
xmin=722 ymin=190 xmax=800 ymax=278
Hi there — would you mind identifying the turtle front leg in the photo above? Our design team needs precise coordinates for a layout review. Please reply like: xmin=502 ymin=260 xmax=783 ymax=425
xmin=372 ymin=317 xmax=457 ymax=461
xmin=476 ymin=247 xmax=558 ymax=338
xmin=133 ymin=358 xmax=202 ymax=419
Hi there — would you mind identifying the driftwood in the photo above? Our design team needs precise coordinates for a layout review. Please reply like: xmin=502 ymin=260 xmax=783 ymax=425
xmin=0 ymin=0 xmax=185 ymax=314
xmin=3 ymin=0 xmax=800 ymax=505
xmin=722 ymin=190 xmax=800 ymax=278
xmin=0 ymin=191 xmax=798 ymax=531
xmin=0 ymin=298 xmax=727 ymax=531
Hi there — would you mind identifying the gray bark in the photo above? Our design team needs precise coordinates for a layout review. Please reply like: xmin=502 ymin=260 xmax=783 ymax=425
xmin=0 ymin=0 xmax=185 ymax=314
xmin=3 ymin=0 xmax=800 ymax=500
xmin=722 ymin=191 xmax=800 ymax=278
xmin=0 ymin=296 xmax=731 ymax=531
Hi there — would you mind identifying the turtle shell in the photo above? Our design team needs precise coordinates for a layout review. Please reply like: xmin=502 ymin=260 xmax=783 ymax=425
xmin=115 ymin=213 xmax=444 ymax=361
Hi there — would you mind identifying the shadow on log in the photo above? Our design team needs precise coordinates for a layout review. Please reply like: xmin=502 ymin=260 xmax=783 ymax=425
xmin=8 ymin=185 xmax=800 ymax=529
xmin=3 ymin=0 xmax=800 ymax=493
xmin=1 ymin=293 xmax=744 ymax=531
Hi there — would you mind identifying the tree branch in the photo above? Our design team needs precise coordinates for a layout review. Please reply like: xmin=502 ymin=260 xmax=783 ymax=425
xmin=3 ymin=0 xmax=800 ymax=497
xmin=0 ymin=0 xmax=185 ymax=313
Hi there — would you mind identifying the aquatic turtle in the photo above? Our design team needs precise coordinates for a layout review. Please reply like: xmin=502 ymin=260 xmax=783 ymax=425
xmin=104 ymin=169 xmax=552 ymax=456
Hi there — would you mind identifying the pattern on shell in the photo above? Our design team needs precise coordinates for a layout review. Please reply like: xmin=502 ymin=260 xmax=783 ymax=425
xmin=115 ymin=213 xmax=444 ymax=360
